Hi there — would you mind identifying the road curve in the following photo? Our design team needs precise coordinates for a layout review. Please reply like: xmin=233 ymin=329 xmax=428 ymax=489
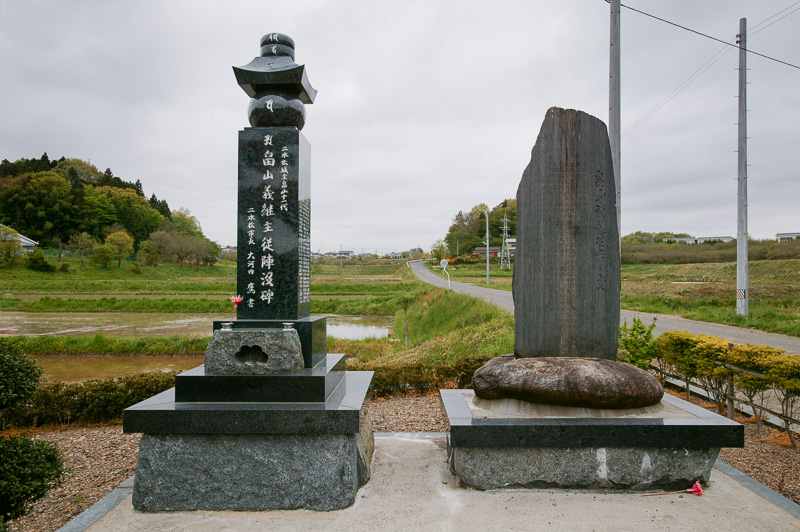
xmin=409 ymin=261 xmax=800 ymax=354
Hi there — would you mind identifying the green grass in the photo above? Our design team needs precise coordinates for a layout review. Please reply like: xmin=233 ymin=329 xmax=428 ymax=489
xmin=621 ymin=260 xmax=800 ymax=337
xmin=0 ymin=257 xmax=424 ymax=315
xmin=6 ymin=335 xmax=209 ymax=356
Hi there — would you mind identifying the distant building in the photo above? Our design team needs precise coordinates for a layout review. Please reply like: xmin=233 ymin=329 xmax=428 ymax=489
xmin=695 ymin=236 xmax=733 ymax=244
xmin=473 ymin=246 xmax=501 ymax=257
xmin=776 ymin=232 xmax=800 ymax=242
xmin=662 ymin=236 xmax=734 ymax=245
xmin=507 ymin=238 xmax=517 ymax=256
xmin=0 ymin=224 xmax=38 ymax=253
xmin=662 ymin=236 xmax=697 ymax=244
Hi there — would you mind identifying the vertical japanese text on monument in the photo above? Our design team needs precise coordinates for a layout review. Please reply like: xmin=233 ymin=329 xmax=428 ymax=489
xmin=593 ymin=170 xmax=607 ymax=289
xmin=243 ymin=133 xmax=279 ymax=309
xmin=298 ymin=198 xmax=310 ymax=304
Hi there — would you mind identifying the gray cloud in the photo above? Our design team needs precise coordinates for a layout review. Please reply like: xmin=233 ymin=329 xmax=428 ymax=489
xmin=1 ymin=0 xmax=798 ymax=253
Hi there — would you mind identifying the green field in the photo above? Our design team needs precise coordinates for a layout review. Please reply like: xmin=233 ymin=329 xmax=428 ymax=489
xmin=427 ymin=259 xmax=800 ymax=337
xmin=0 ymin=256 xmax=422 ymax=314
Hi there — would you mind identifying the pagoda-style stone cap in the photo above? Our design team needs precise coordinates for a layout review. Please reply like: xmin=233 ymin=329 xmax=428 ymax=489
xmin=233 ymin=32 xmax=317 ymax=104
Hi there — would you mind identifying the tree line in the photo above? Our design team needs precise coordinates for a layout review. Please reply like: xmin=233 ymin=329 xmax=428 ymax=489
xmin=432 ymin=199 xmax=517 ymax=259
xmin=0 ymin=153 xmax=219 ymax=269
xmin=433 ymin=201 xmax=799 ymax=263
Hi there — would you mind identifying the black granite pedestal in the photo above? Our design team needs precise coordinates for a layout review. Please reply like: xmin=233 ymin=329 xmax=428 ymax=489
xmin=441 ymin=390 xmax=744 ymax=491
xmin=124 ymin=368 xmax=373 ymax=511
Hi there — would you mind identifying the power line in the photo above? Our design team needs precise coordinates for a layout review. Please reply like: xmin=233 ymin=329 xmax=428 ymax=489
xmin=751 ymin=4 xmax=800 ymax=36
xmin=623 ymin=43 xmax=732 ymax=137
xmin=750 ymin=0 xmax=800 ymax=33
xmin=606 ymin=0 xmax=800 ymax=70
xmin=619 ymin=1 xmax=800 ymax=135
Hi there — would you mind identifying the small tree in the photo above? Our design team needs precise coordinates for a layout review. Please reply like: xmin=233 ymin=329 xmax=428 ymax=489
xmin=431 ymin=239 xmax=448 ymax=261
xmin=67 ymin=232 xmax=95 ymax=267
xmin=617 ymin=317 xmax=658 ymax=371
xmin=0 ymin=226 xmax=24 ymax=268
xmin=89 ymin=242 xmax=116 ymax=268
xmin=0 ymin=339 xmax=63 ymax=530
xmin=105 ymin=231 xmax=134 ymax=267
xmin=137 ymin=239 xmax=160 ymax=267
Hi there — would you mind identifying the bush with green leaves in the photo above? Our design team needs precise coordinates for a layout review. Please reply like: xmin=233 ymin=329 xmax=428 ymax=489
xmin=0 ymin=339 xmax=63 ymax=531
xmin=0 ymin=436 xmax=63 ymax=530
xmin=617 ymin=317 xmax=658 ymax=371
xmin=0 ymin=338 xmax=43 ymax=410
xmin=89 ymin=242 xmax=116 ymax=268
xmin=25 ymin=249 xmax=55 ymax=272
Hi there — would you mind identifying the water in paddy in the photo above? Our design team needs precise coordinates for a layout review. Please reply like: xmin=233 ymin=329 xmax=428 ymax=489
xmin=0 ymin=312 xmax=393 ymax=339
xmin=1 ymin=312 xmax=393 ymax=381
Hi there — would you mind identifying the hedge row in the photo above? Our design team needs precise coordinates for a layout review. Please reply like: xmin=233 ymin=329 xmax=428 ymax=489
xmin=350 ymin=352 xmax=494 ymax=396
xmin=653 ymin=330 xmax=800 ymax=449
xmin=0 ymin=371 xmax=176 ymax=428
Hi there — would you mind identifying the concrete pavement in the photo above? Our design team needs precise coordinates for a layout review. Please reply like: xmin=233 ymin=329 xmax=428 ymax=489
xmin=69 ymin=434 xmax=799 ymax=532
xmin=409 ymin=261 xmax=800 ymax=354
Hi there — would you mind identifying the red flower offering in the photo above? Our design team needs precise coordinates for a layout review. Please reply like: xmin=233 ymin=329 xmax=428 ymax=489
xmin=230 ymin=295 xmax=243 ymax=317
xmin=686 ymin=481 xmax=704 ymax=496
xmin=642 ymin=481 xmax=704 ymax=497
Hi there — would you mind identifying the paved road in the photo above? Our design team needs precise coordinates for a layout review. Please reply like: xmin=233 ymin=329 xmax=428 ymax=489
xmin=410 ymin=261 xmax=800 ymax=354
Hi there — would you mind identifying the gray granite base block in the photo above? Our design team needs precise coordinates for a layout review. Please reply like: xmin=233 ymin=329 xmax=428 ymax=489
xmin=204 ymin=328 xmax=303 ymax=375
xmin=441 ymin=388 xmax=743 ymax=492
xmin=451 ymin=446 xmax=720 ymax=491
xmin=133 ymin=427 xmax=372 ymax=511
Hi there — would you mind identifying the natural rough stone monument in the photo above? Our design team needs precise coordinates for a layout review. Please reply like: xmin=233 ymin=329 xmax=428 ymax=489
xmin=123 ymin=33 xmax=373 ymax=511
xmin=441 ymin=107 xmax=743 ymax=490
xmin=474 ymin=107 xmax=661 ymax=410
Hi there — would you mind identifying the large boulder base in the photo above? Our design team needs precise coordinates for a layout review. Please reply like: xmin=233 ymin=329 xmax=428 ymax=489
xmin=472 ymin=355 xmax=663 ymax=409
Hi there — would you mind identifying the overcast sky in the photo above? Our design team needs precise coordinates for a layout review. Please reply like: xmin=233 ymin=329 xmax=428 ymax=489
xmin=1 ymin=0 xmax=798 ymax=253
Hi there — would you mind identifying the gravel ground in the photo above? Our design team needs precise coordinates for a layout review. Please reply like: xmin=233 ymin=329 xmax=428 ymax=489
xmin=5 ymin=393 xmax=798 ymax=532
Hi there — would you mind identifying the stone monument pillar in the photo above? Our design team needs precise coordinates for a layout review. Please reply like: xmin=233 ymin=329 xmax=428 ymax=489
xmin=513 ymin=107 xmax=620 ymax=360
xmin=123 ymin=33 xmax=374 ymax=512
xmin=440 ymin=107 xmax=742 ymax=491
xmin=472 ymin=108 xmax=661 ymax=410
xmin=216 ymin=32 xmax=325 ymax=367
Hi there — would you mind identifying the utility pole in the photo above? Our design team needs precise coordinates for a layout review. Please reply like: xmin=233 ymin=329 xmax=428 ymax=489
xmin=609 ymin=0 xmax=621 ymax=244
xmin=736 ymin=18 xmax=749 ymax=318
xmin=485 ymin=208 xmax=490 ymax=285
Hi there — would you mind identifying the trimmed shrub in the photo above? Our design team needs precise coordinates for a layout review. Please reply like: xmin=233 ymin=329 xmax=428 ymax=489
xmin=0 ymin=339 xmax=43 ymax=410
xmin=0 ymin=340 xmax=63 ymax=531
xmin=0 ymin=436 xmax=63 ymax=529
xmin=1 ymin=371 xmax=177 ymax=428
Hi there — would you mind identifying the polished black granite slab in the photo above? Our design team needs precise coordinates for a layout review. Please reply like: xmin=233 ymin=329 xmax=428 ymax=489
xmin=212 ymin=316 xmax=325 ymax=368
xmin=441 ymin=390 xmax=744 ymax=449
xmin=236 ymin=127 xmax=311 ymax=321
xmin=175 ymin=354 xmax=345 ymax=403
xmin=123 ymin=371 xmax=372 ymax=435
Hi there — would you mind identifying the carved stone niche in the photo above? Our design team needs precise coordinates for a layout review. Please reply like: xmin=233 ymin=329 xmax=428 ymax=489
xmin=204 ymin=326 xmax=303 ymax=375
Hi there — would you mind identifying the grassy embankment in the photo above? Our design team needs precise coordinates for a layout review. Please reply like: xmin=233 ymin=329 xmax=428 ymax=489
xmin=425 ymin=259 xmax=800 ymax=337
